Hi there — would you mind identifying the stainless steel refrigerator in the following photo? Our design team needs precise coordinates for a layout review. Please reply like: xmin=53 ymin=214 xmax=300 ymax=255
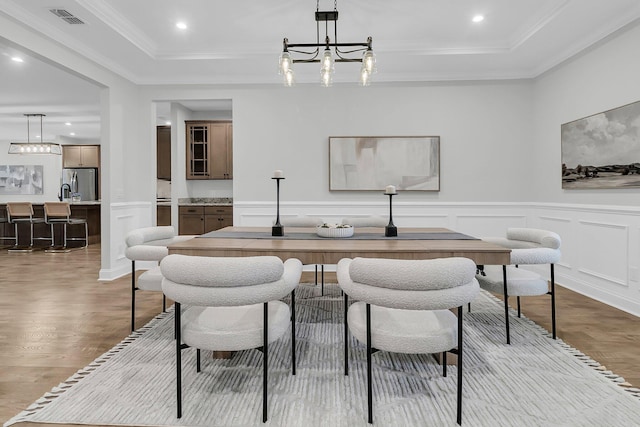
xmin=62 ymin=168 xmax=98 ymax=201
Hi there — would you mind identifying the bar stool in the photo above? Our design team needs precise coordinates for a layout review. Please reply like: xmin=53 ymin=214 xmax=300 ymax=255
xmin=43 ymin=202 xmax=88 ymax=251
xmin=0 ymin=208 xmax=17 ymax=247
xmin=6 ymin=202 xmax=46 ymax=252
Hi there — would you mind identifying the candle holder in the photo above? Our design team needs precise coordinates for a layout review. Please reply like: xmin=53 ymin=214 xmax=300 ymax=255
xmin=272 ymin=177 xmax=285 ymax=236
xmin=385 ymin=191 xmax=397 ymax=237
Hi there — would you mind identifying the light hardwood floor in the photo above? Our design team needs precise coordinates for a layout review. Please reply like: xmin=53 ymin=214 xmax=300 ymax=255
xmin=1 ymin=245 xmax=639 ymax=427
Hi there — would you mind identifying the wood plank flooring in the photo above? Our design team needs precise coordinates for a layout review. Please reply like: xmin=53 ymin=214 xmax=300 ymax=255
xmin=1 ymin=246 xmax=639 ymax=427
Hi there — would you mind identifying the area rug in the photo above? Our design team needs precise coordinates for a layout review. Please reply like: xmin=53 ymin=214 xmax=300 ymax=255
xmin=4 ymin=285 xmax=640 ymax=427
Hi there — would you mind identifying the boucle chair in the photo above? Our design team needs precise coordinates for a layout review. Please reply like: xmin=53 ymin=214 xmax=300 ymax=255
xmin=280 ymin=215 xmax=326 ymax=294
xmin=337 ymin=256 xmax=479 ymax=425
xmin=341 ymin=215 xmax=388 ymax=228
xmin=160 ymin=254 xmax=303 ymax=422
xmin=124 ymin=226 xmax=194 ymax=331
xmin=475 ymin=228 xmax=561 ymax=344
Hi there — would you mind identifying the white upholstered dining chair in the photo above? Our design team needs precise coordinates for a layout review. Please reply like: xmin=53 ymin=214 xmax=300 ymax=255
xmin=279 ymin=215 xmax=327 ymax=294
xmin=160 ymin=254 xmax=303 ymax=422
xmin=340 ymin=215 xmax=388 ymax=228
xmin=338 ymin=256 xmax=479 ymax=425
xmin=475 ymin=227 xmax=561 ymax=344
xmin=124 ymin=226 xmax=194 ymax=331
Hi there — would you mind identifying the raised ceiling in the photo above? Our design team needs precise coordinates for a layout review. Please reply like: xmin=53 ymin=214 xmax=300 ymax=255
xmin=1 ymin=0 xmax=640 ymax=142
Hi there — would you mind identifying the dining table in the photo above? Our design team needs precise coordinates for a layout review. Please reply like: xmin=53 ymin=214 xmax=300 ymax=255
xmin=167 ymin=226 xmax=511 ymax=266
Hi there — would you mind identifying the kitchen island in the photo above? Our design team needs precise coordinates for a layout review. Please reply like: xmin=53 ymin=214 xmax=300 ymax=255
xmin=0 ymin=201 xmax=101 ymax=247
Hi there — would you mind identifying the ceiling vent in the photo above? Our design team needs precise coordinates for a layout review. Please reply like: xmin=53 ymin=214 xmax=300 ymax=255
xmin=49 ymin=9 xmax=85 ymax=25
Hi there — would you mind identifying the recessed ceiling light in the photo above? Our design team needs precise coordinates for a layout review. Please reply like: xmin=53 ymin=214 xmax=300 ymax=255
xmin=176 ymin=22 xmax=187 ymax=30
xmin=472 ymin=15 xmax=484 ymax=23
xmin=165 ymin=121 xmax=171 ymax=125
xmin=11 ymin=56 xmax=24 ymax=63
xmin=70 ymin=132 xmax=75 ymax=136
xmin=65 ymin=122 xmax=72 ymax=126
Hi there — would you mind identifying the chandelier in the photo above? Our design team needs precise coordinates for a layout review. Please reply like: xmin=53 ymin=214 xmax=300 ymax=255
xmin=8 ymin=114 xmax=62 ymax=155
xmin=278 ymin=0 xmax=376 ymax=87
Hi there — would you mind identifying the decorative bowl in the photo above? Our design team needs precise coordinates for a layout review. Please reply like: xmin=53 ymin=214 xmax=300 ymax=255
xmin=316 ymin=224 xmax=354 ymax=238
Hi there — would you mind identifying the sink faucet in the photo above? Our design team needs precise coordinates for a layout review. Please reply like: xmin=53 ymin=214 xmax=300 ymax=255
xmin=59 ymin=183 xmax=71 ymax=201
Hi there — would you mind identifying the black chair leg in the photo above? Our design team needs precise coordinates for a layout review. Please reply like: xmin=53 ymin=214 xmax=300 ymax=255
xmin=291 ymin=289 xmax=296 ymax=375
xmin=344 ymin=293 xmax=349 ymax=376
xmin=131 ymin=260 xmax=136 ymax=332
xmin=366 ymin=303 xmax=373 ymax=424
xmin=442 ymin=351 xmax=447 ymax=377
xmin=517 ymin=296 xmax=521 ymax=317
xmin=175 ymin=301 xmax=182 ymax=418
xmin=457 ymin=306 xmax=463 ymax=426
xmin=163 ymin=294 xmax=167 ymax=312
xmin=196 ymin=349 xmax=201 ymax=372
xmin=263 ymin=302 xmax=269 ymax=423
xmin=550 ymin=264 xmax=556 ymax=339
xmin=321 ymin=265 xmax=325 ymax=296
xmin=502 ymin=265 xmax=511 ymax=345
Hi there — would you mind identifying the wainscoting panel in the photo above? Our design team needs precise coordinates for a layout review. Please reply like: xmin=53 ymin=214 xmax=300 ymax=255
xmin=235 ymin=201 xmax=640 ymax=316
xmin=99 ymin=201 xmax=153 ymax=281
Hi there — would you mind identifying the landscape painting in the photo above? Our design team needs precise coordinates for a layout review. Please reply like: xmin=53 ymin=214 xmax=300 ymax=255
xmin=329 ymin=136 xmax=440 ymax=191
xmin=561 ymin=100 xmax=640 ymax=189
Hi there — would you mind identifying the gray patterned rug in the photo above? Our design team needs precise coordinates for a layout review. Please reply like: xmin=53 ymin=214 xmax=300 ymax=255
xmin=4 ymin=285 xmax=640 ymax=427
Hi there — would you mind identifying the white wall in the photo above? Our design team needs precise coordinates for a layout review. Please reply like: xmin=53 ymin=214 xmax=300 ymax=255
xmin=527 ymin=21 xmax=640 ymax=315
xmin=143 ymin=81 xmax=533 ymax=204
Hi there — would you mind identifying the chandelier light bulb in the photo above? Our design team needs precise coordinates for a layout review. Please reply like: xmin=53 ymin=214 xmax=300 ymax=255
xmin=279 ymin=51 xmax=293 ymax=75
xmin=362 ymin=49 xmax=376 ymax=74
xmin=321 ymin=69 xmax=333 ymax=87
xmin=284 ymin=69 xmax=295 ymax=87
xmin=360 ymin=68 xmax=371 ymax=86
xmin=321 ymin=48 xmax=334 ymax=72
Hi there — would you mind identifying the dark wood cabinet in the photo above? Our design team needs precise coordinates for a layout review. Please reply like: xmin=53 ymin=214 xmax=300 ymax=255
xmin=185 ymin=121 xmax=232 ymax=180
xmin=157 ymin=205 xmax=171 ymax=226
xmin=178 ymin=205 xmax=232 ymax=235
xmin=157 ymin=126 xmax=171 ymax=180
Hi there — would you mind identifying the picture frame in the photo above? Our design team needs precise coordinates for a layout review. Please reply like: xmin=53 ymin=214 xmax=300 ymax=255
xmin=561 ymin=100 xmax=640 ymax=189
xmin=329 ymin=136 xmax=440 ymax=191
xmin=0 ymin=165 xmax=44 ymax=195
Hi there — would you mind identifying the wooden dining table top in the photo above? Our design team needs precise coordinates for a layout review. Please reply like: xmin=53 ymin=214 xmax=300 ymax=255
xmin=167 ymin=226 xmax=511 ymax=266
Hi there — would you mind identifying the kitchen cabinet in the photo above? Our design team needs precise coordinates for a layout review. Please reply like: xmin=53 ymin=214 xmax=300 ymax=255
xmin=157 ymin=205 xmax=171 ymax=226
xmin=178 ymin=205 xmax=232 ymax=235
xmin=185 ymin=121 xmax=232 ymax=180
xmin=157 ymin=126 xmax=171 ymax=180
xmin=62 ymin=145 xmax=100 ymax=168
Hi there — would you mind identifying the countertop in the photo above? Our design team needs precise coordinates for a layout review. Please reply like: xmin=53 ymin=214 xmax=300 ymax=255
xmin=1 ymin=201 xmax=101 ymax=206
xmin=178 ymin=197 xmax=233 ymax=206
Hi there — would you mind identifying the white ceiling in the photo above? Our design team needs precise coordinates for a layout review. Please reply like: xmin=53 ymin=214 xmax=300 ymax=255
xmin=1 ymin=0 xmax=640 ymax=143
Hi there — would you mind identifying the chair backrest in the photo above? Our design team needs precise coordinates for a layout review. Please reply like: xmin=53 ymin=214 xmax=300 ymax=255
xmin=279 ymin=216 xmax=323 ymax=227
xmin=503 ymin=228 xmax=561 ymax=265
xmin=506 ymin=228 xmax=561 ymax=249
xmin=161 ymin=254 xmax=299 ymax=307
xmin=44 ymin=202 xmax=71 ymax=219
xmin=125 ymin=226 xmax=176 ymax=247
xmin=341 ymin=216 xmax=388 ymax=227
xmin=7 ymin=202 xmax=33 ymax=220
xmin=337 ymin=257 xmax=479 ymax=311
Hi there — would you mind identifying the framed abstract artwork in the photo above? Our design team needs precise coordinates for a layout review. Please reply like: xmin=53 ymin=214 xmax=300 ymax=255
xmin=0 ymin=165 xmax=44 ymax=195
xmin=329 ymin=136 xmax=440 ymax=191
xmin=561 ymin=100 xmax=640 ymax=189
